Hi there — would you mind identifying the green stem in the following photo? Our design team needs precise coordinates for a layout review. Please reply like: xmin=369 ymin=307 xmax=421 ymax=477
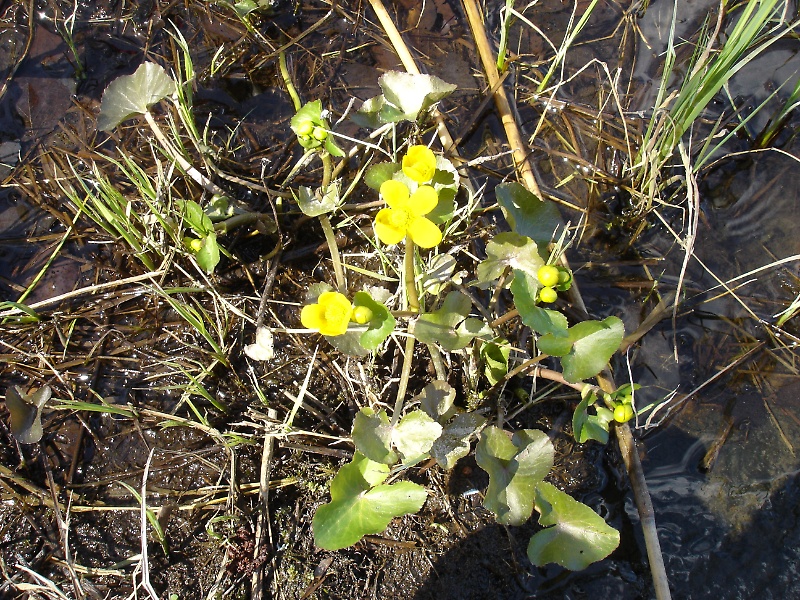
xmin=391 ymin=324 xmax=416 ymax=427
xmin=318 ymin=152 xmax=345 ymax=291
xmin=213 ymin=212 xmax=267 ymax=234
xmin=404 ymin=238 xmax=420 ymax=312
xmin=319 ymin=214 xmax=345 ymax=291
xmin=278 ymin=51 xmax=302 ymax=112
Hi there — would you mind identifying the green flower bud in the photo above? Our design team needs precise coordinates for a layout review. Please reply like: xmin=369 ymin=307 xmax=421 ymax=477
xmin=296 ymin=121 xmax=314 ymax=136
xmin=312 ymin=126 xmax=328 ymax=141
xmin=351 ymin=305 xmax=374 ymax=324
xmin=613 ymin=404 xmax=634 ymax=423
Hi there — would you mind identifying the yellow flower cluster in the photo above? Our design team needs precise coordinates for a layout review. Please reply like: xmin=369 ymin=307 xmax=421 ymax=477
xmin=374 ymin=145 xmax=442 ymax=249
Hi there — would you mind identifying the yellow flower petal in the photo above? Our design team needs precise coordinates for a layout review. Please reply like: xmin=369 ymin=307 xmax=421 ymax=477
xmin=301 ymin=303 xmax=327 ymax=330
xmin=407 ymin=185 xmax=438 ymax=216
xmin=402 ymin=145 xmax=437 ymax=183
xmin=380 ymin=179 xmax=410 ymax=208
xmin=374 ymin=207 xmax=408 ymax=245
xmin=407 ymin=216 xmax=442 ymax=248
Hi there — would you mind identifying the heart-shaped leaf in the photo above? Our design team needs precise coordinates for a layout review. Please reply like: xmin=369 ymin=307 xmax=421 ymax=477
xmin=561 ymin=317 xmax=624 ymax=383
xmin=393 ymin=410 xmax=442 ymax=463
xmin=352 ymin=407 xmax=397 ymax=465
xmin=296 ymin=180 xmax=341 ymax=217
xmin=431 ymin=412 xmax=486 ymax=470
xmin=414 ymin=291 xmax=476 ymax=351
xmin=496 ymin=182 xmax=564 ymax=244
xmin=313 ymin=453 xmax=427 ymax=550
xmin=477 ymin=233 xmax=543 ymax=285
xmin=481 ymin=340 xmax=510 ymax=386
xmin=6 ymin=385 xmax=51 ymax=444
xmin=476 ymin=426 xmax=554 ymax=526
xmin=354 ymin=72 xmax=456 ymax=127
xmin=572 ymin=390 xmax=614 ymax=444
xmin=527 ymin=481 xmax=620 ymax=570
xmin=352 ymin=291 xmax=395 ymax=351
xmin=365 ymin=162 xmax=401 ymax=190
xmin=510 ymin=269 xmax=569 ymax=338
xmin=98 ymin=62 xmax=175 ymax=132
xmin=416 ymin=381 xmax=457 ymax=423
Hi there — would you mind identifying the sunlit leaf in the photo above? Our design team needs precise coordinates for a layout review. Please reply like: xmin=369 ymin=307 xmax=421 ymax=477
xmin=481 ymin=340 xmax=510 ymax=386
xmin=353 ymin=291 xmax=395 ymax=351
xmin=572 ymin=390 xmax=613 ymax=444
xmin=313 ymin=453 xmax=427 ymax=550
xmin=6 ymin=385 xmax=51 ymax=444
xmin=476 ymin=426 xmax=554 ymax=526
xmin=98 ymin=62 xmax=175 ymax=132
xmin=496 ymin=182 xmax=564 ymax=244
xmin=352 ymin=407 xmax=397 ymax=465
xmin=379 ymin=72 xmax=457 ymax=122
xmin=297 ymin=180 xmax=341 ymax=217
xmin=194 ymin=232 xmax=220 ymax=273
xmin=431 ymin=412 xmax=486 ymax=470
xmin=560 ymin=317 xmax=624 ymax=383
xmin=244 ymin=326 xmax=274 ymax=362
xmin=414 ymin=291 xmax=478 ymax=351
xmin=416 ymin=380 xmax=457 ymax=423
xmin=477 ymin=233 xmax=543 ymax=285
xmin=365 ymin=162 xmax=400 ymax=190
xmin=527 ymin=481 xmax=620 ymax=570
xmin=421 ymin=254 xmax=460 ymax=296
xmin=393 ymin=410 xmax=442 ymax=463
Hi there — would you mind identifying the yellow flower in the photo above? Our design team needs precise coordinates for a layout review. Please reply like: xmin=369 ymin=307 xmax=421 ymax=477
xmin=402 ymin=145 xmax=437 ymax=183
xmin=301 ymin=291 xmax=353 ymax=336
xmin=374 ymin=180 xmax=442 ymax=248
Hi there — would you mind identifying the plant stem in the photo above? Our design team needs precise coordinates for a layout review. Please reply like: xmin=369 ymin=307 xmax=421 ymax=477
xmin=404 ymin=238 xmax=420 ymax=312
xmin=391 ymin=325 xmax=416 ymax=427
xmin=391 ymin=238 xmax=423 ymax=426
xmin=278 ymin=51 xmax=302 ymax=112
xmin=318 ymin=152 xmax=346 ymax=291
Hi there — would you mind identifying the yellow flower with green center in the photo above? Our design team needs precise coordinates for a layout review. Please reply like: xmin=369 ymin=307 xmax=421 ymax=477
xmin=402 ymin=145 xmax=437 ymax=183
xmin=301 ymin=291 xmax=353 ymax=336
xmin=374 ymin=180 xmax=442 ymax=248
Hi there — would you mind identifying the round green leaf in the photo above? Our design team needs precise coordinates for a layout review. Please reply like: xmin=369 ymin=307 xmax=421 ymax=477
xmin=352 ymin=291 xmax=395 ymax=351
xmin=527 ymin=481 xmax=620 ymax=570
xmin=313 ymin=453 xmax=427 ymax=550
xmin=392 ymin=410 xmax=442 ymax=463
xmin=561 ymin=317 xmax=625 ymax=383
xmin=352 ymin=407 xmax=397 ymax=465
xmin=476 ymin=426 xmax=554 ymax=526
xmin=98 ymin=62 xmax=176 ymax=132
xmin=496 ymin=182 xmax=565 ymax=244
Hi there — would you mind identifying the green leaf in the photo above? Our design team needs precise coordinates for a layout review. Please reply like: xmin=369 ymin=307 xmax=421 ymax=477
xmin=537 ymin=332 xmax=574 ymax=357
xmin=572 ymin=390 xmax=613 ymax=444
xmin=352 ymin=407 xmax=398 ymax=465
xmin=476 ymin=426 xmax=554 ymax=526
xmin=6 ymin=385 xmax=51 ymax=444
xmin=194 ymin=232 xmax=220 ymax=273
xmin=431 ymin=412 xmax=486 ymax=470
xmin=379 ymin=71 xmax=457 ymax=122
xmin=98 ymin=62 xmax=176 ymax=131
xmin=365 ymin=162 xmax=400 ymax=190
xmin=313 ymin=453 xmax=427 ymax=550
xmin=177 ymin=199 xmax=214 ymax=236
xmin=510 ymin=269 xmax=570 ymax=338
xmin=414 ymin=291 xmax=477 ymax=351
xmin=477 ymin=233 xmax=543 ymax=285
xmin=561 ymin=317 xmax=624 ymax=383
xmin=296 ymin=180 xmax=341 ymax=217
xmin=496 ymin=182 xmax=564 ymax=244
xmin=426 ymin=155 xmax=460 ymax=224
xmin=353 ymin=291 xmax=395 ymax=351
xmin=528 ymin=481 xmax=620 ymax=570
xmin=393 ymin=410 xmax=443 ymax=463
xmin=481 ymin=340 xmax=510 ymax=386
xmin=416 ymin=380 xmax=457 ymax=423
xmin=326 ymin=330 xmax=371 ymax=357
xmin=206 ymin=195 xmax=235 ymax=221
xmin=421 ymin=253 xmax=459 ymax=296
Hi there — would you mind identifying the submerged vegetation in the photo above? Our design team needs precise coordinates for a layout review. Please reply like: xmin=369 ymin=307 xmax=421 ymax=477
xmin=1 ymin=0 xmax=800 ymax=598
